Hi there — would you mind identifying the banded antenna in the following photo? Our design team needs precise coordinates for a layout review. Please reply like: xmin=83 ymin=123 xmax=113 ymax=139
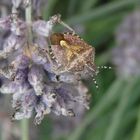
xmin=97 ymin=66 xmax=112 ymax=70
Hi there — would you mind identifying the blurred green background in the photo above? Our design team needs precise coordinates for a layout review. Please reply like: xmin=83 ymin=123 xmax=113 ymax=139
xmin=0 ymin=0 xmax=140 ymax=140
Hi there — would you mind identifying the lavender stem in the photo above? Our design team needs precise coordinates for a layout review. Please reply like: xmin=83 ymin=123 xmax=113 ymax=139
xmin=21 ymin=1 xmax=32 ymax=140
xmin=21 ymin=119 xmax=29 ymax=140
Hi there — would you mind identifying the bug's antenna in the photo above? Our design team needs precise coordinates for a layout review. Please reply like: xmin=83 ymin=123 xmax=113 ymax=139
xmin=59 ymin=21 xmax=75 ymax=33
xmin=57 ymin=15 xmax=75 ymax=33
xmin=97 ymin=66 xmax=112 ymax=70
xmin=85 ymin=64 xmax=96 ymax=72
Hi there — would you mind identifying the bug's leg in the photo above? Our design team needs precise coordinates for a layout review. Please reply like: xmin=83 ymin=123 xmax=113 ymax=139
xmin=92 ymin=76 xmax=99 ymax=89
xmin=85 ymin=63 xmax=99 ymax=89
xmin=46 ymin=37 xmax=52 ymax=51
xmin=46 ymin=49 xmax=55 ymax=66
xmin=51 ymin=63 xmax=68 ymax=74
xmin=85 ymin=62 xmax=97 ymax=74
xmin=85 ymin=64 xmax=95 ymax=72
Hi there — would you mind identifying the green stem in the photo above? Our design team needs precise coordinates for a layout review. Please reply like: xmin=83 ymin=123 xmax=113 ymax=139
xmin=21 ymin=1 xmax=32 ymax=140
xmin=25 ymin=1 xmax=33 ymax=44
xmin=132 ymin=106 xmax=140 ymax=140
xmin=21 ymin=119 xmax=29 ymax=140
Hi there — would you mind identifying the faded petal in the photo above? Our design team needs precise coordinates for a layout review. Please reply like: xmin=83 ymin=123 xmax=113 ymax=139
xmin=28 ymin=65 xmax=45 ymax=95
xmin=0 ymin=80 xmax=16 ymax=94
xmin=34 ymin=35 xmax=48 ymax=49
xmin=12 ymin=87 xmax=33 ymax=109
xmin=0 ymin=16 xmax=11 ymax=31
xmin=31 ymin=45 xmax=49 ymax=65
xmin=2 ymin=34 xmax=26 ymax=57
xmin=12 ymin=55 xmax=30 ymax=69
xmin=34 ymin=101 xmax=46 ymax=125
xmin=28 ymin=65 xmax=44 ymax=84
xmin=32 ymin=20 xmax=54 ymax=37
xmin=42 ymin=85 xmax=57 ymax=107
xmin=11 ymin=19 xmax=27 ymax=36
xmin=0 ymin=65 xmax=16 ymax=80
xmin=14 ymin=68 xmax=28 ymax=83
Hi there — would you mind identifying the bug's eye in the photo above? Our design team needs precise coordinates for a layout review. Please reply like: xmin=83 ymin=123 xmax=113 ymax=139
xmin=50 ymin=33 xmax=64 ymax=45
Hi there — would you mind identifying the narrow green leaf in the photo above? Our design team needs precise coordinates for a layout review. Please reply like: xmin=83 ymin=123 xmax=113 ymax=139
xmin=80 ymin=0 xmax=98 ymax=12
xmin=104 ymin=77 xmax=139 ymax=140
xmin=43 ymin=0 xmax=58 ymax=20
xmin=132 ymin=107 xmax=140 ymax=140
xmin=67 ymin=0 xmax=78 ymax=16
xmin=66 ymin=0 xmax=139 ymax=25
xmin=21 ymin=119 xmax=29 ymax=140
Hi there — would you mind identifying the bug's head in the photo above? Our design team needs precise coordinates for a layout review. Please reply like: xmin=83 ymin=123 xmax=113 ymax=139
xmin=50 ymin=33 xmax=64 ymax=45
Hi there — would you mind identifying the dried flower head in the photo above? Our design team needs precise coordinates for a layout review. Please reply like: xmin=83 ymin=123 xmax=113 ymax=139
xmin=0 ymin=0 xmax=98 ymax=125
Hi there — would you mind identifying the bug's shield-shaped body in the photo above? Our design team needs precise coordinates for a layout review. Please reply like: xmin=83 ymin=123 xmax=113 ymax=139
xmin=50 ymin=32 xmax=97 ymax=76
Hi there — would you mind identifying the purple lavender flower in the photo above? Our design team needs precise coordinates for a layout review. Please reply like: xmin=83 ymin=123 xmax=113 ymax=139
xmin=0 ymin=79 xmax=16 ymax=94
xmin=11 ymin=82 xmax=31 ymax=109
xmin=112 ymin=10 xmax=140 ymax=77
xmin=11 ymin=19 xmax=27 ymax=36
xmin=13 ymin=89 xmax=36 ymax=120
xmin=0 ymin=33 xmax=26 ymax=58
xmin=34 ymin=99 xmax=47 ymax=125
xmin=14 ymin=68 xmax=28 ymax=82
xmin=0 ymin=0 xmax=90 ymax=125
xmin=28 ymin=65 xmax=45 ymax=96
xmin=0 ymin=16 xmax=11 ymax=31
xmin=12 ymin=54 xmax=30 ymax=69
xmin=31 ymin=45 xmax=49 ymax=65
xmin=0 ymin=65 xmax=16 ymax=80
xmin=34 ymin=35 xmax=48 ymax=49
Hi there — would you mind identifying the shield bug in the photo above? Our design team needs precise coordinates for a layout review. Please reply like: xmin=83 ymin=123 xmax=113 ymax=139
xmin=50 ymin=32 xmax=97 ymax=74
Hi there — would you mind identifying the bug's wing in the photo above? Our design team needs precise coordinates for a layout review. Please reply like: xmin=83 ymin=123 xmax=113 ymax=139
xmin=51 ymin=44 xmax=67 ymax=65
